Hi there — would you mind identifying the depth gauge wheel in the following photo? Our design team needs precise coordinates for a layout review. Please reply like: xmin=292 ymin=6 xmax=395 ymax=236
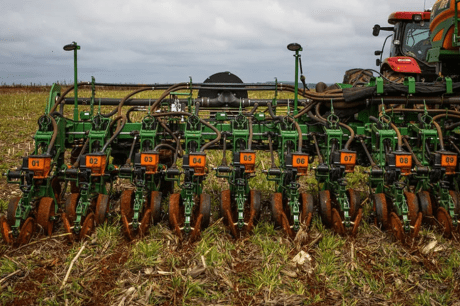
xmin=7 ymin=197 xmax=20 ymax=226
xmin=37 ymin=197 xmax=55 ymax=236
xmin=372 ymin=193 xmax=388 ymax=228
xmin=95 ymin=194 xmax=110 ymax=225
xmin=319 ymin=190 xmax=332 ymax=226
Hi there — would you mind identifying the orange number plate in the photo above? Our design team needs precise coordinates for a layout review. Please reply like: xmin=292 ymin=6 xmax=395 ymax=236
xmin=240 ymin=152 xmax=256 ymax=165
xmin=86 ymin=155 xmax=103 ymax=167
xmin=395 ymin=155 xmax=412 ymax=168
xmin=189 ymin=155 xmax=206 ymax=167
xmin=141 ymin=153 xmax=159 ymax=166
xmin=293 ymin=155 xmax=308 ymax=168
xmin=441 ymin=154 xmax=457 ymax=167
xmin=29 ymin=158 xmax=46 ymax=170
xmin=340 ymin=152 xmax=356 ymax=165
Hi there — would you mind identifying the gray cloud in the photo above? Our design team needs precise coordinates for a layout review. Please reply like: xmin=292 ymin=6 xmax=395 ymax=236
xmin=0 ymin=0 xmax=431 ymax=84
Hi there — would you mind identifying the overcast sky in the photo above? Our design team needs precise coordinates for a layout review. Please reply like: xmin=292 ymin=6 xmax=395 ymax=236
xmin=0 ymin=0 xmax=431 ymax=85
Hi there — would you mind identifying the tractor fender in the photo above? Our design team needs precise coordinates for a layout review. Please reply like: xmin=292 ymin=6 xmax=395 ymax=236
xmin=382 ymin=57 xmax=421 ymax=74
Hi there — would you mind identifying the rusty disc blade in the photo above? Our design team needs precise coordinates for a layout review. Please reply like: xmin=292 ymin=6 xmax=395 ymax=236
xmin=417 ymin=191 xmax=433 ymax=217
xmin=65 ymin=193 xmax=79 ymax=222
xmin=120 ymin=189 xmax=134 ymax=218
xmin=389 ymin=212 xmax=404 ymax=242
xmin=436 ymin=207 xmax=452 ymax=238
xmin=61 ymin=213 xmax=74 ymax=243
xmin=300 ymin=193 xmax=315 ymax=227
xmin=449 ymin=190 xmax=460 ymax=215
xmin=150 ymin=191 xmax=163 ymax=224
xmin=271 ymin=193 xmax=284 ymax=227
xmin=95 ymin=193 xmax=110 ymax=225
xmin=121 ymin=213 xmax=134 ymax=241
xmin=140 ymin=209 xmax=152 ymax=237
xmin=404 ymin=192 xmax=419 ymax=226
xmin=280 ymin=212 xmax=294 ymax=238
xmin=221 ymin=190 xmax=237 ymax=237
xmin=200 ymin=194 xmax=211 ymax=229
xmin=168 ymin=193 xmax=182 ymax=238
xmin=7 ymin=197 xmax=20 ymax=226
xmin=412 ymin=212 xmax=423 ymax=239
xmin=79 ymin=212 xmax=95 ymax=241
xmin=347 ymin=189 xmax=361 ymax=220
xmin=190 ymin=214 xmax=203 ymax=242
xmin=247 ymin=190 xmax=261 ymax=231
xmin=319 ymin=190 xmax=332 ymax=227
xmin=331 ymin=208 xmax=345 ymax=236
xmin=351 ymin=208 xmax=363 ymax=237
xmin=373 ymin=193 xmax=389 ymax=228
xmin=37 ymin=197 xmax=55 ymax=236
xmin=0 ymin=216 xmax=13 ymax=245
xmin=51 ymin=177 xmax=62 ymax=203
xmin=17 ymin=217 xmax=35 ymax=246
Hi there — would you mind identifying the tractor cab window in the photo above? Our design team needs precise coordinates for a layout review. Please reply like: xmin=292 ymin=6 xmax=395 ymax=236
xmin=402 ymin=23 xmax=431 ymax=62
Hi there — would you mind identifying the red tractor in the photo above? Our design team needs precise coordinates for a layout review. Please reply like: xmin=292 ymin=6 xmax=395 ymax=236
xmin=373 ymin=11 xmax=438 ymax=82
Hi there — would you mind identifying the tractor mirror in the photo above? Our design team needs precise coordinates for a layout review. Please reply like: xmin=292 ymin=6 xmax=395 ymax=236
xmin=376 ymin=59 xmax=382 ymax=67
xmin=375 ymin=50 xmax=382 ymax=56
xmin=373 ymin=25 xmax=381 ymax=36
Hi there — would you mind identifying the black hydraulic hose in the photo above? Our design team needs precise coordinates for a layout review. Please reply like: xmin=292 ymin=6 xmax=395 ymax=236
xmin=73 ymin=138 xmax=89 ymax=167
xmin=377 ymin=109 xmax=402 ymax=151
xmin=221 ymin=134 xmax=228 ymax=166
xmin=195 ymin=102 xmax=200 ymax=115
xmin=402 ymin=137 xmax=423 ymax=167
xmin=294 ymin=101 xmax=316 ymax=119
xmin=314 ymin=103 xmax=354 ymax=150
xmin=126 ymin=107 xmax=146 ymax=123
xmin=102 ymin=116 xmax=125 ymax=153
xmin=312 ymin=134 xmax=324 ymax=164
xmin=172 ymin=135 xmax=181 ymax=167
xmin=160 ymin=121 xmax=183 ymax=156
xmin=248 ymin=103 xmax=259 ymax=116
xmin=359 ymin=138 xmax=376 ymax=167
xmin=153 ymin=143 xmax=183 ymax=158
xmin=448 ymin=139 xmax=460 ymax=155
xmin=50 ymin=82 xmax=90 ymax=114
xmin=126 ymin=134 xmax=138 ymax=165
xmin=148 ymin=111 xmax=221 ymax=152
xmin=432 ymin=121 xmax=445 ymax=151
xmin=117 ymin=87 xmax=152 ymax=119
xmin=248 ymin=118 xmax=253 ymax=150
xmin=287 ymin=117 xmax=303 ymax=152
xmin=46 ymin=116 xmax=58 ymax=155
xmin=268 ymin=134 xmax=276 ymax=168
xmin=266 ymin=102 xmax=283 ymax=121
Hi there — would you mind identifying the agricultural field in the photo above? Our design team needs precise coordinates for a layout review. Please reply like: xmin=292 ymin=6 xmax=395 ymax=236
xmin=0 ymin=86 xmax=459 ymax=306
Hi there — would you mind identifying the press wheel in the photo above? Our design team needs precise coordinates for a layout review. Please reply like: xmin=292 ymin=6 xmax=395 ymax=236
xmin=37 ymin=197 xmax=55 ymax=236
xmin=250 ymin=190 xmax=262 ymax=222
xmin=347 ymin=189 xmax=361 ymax=220
xmin=417 ymin=191 xmax=433 ymax=217
xmin=449 ymin=190 xmax=460 ymax=215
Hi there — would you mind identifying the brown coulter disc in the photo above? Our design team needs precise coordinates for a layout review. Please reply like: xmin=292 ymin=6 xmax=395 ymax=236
xmin=412 ymin=212 xmax=423 ymax=239
xmin=319 ymin=190 xmax=332 ymax=226
xmin=351 ymin=208 xmax=363 ymax=237
xmin=168 ymin=193 xmax=182 ymax=238
xmin=0 ymin=216 xmax=12 ymax=245
xmin=150 ymin=191 xmax=163 ymax=224
xmin=331 ymin=208 xmax=345 ymax=236
xmin=140 ymin=209 xmax=152 ymax=237
xmin=95 ymin=194 xmax=110 ymax=225
xmin=220 ymin=190 xmax=237 ymax=237
xmin=121 ymin=213 xmax=133 ymax=241
xmin=373 ymin=193 xmax=389 ymax=228
xmin=7 ymin=197 xmax=20 ymax=226
xmin=300 ymin=193 xmax=315 ymax=228
xmin=61 ymin=213 xmax=74 ymax=243
xmin=37 ymin=197 xmax=55 ymax=236
xmin=347 ymin=189 xmax=361 ymax=220
xmin=389 ymin=212 xmax=404 ymax=242
xmin=436 ymin=207 xmax=452 ymax=238
xmin=79 ymin=212 xmax=95 ymax=241
xmin=65 ymin=193 xmax=79 ymax=222
xmin=120 ymin=189 xmax=134 ymax=218
xmin=271 ymin=193 xmax=284 ymax=226
xmin=17 ymin=217 xmax=35 ymax=246
xmin=404 ymin=192 xmax=419 ymax=226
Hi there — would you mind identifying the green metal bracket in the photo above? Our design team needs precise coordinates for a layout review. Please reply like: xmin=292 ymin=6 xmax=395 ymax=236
xmin=404 ymin=77 xmax=416 ymax=94
xmin=445 ymin=77 xmax=453 ymax=94
xmin=377 ymin=77 xmax=384 ymax=94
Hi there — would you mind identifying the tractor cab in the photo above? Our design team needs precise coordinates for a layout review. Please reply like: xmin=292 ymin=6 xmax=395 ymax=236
xmin=373 ymin=11 xmax=437 ymax=82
